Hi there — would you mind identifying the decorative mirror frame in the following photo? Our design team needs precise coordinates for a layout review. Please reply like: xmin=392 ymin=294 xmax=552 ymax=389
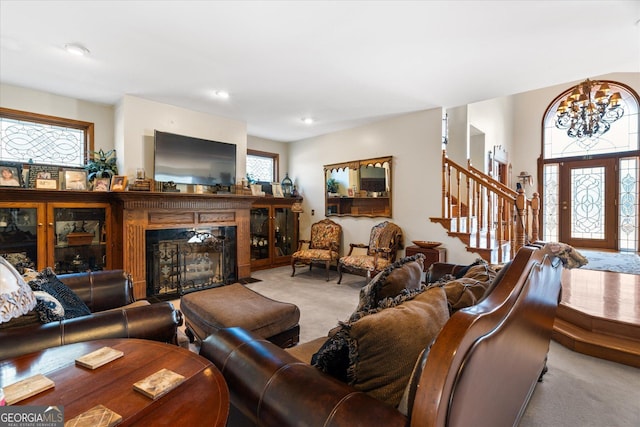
xmin=324 ymin=156 xmax=392 ymax=218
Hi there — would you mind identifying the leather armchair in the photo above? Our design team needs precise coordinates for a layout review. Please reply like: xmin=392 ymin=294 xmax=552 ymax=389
xmin=0 ymin=270 xmax=182 ymax=360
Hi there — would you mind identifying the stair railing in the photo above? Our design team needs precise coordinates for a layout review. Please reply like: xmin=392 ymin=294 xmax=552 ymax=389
xmin=437 ymin=151 xmax=539 ymax=261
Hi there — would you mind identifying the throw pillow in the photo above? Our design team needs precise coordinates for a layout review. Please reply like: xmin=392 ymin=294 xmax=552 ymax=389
xmin=542 ymin=242 xmax=588 ymax=269
xmin=32 ymin=290 xmax=65 ymax=323
xmin=345 ymin=286 xmax=449 ymax=407
xmin=310 ymin=326 xmax=351 ymax=383
xmin=440 ymin=263 xmax=497 ymax=313
xmin=27 ymin=268 xmax=91 ymax=320
xmin=0 ymin=256 xmax=38 ymax=324
xmin=352 ymin=254 xmax=425 ymax=316
xmin=453 ymin=258 xmax=487 ymax=279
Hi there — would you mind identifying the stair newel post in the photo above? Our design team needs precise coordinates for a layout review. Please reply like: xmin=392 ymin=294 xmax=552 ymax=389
xmin=530 ymin=192 xmax=540 ymax=242
xmin=515 ymin=187 xmax=527 ymax=252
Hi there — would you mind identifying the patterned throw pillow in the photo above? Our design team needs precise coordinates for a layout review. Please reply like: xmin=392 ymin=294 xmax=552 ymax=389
xmin=312 ymin=285 xmax=449 ymax=407
xmin=27 ymin=268 xmax=91 ymax=321
xmin=32 ymin=290 xmax=65 ymax=323
xmin=351 ymin=254 xmax=425 ymax=317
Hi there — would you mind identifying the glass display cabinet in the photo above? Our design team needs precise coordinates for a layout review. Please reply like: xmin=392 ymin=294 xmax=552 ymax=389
xmin=0 ymin=200 xmax=111 ymax=273
xmin=250 ymin=198 xmax=300 ymax=270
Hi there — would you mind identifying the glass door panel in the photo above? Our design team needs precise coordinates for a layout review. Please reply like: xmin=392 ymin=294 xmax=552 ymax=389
xmin=274 ymin=207 xmax=295 ymax=259
xmin=250 ymin=207 xmax=270 ymax=264
xmin=52 ymin=206 xmax=107 ymax=273
xmin=0 ymin=206 xmax=39 ymax=268
xmin=559 ymin=158 xmax=617 ymax=249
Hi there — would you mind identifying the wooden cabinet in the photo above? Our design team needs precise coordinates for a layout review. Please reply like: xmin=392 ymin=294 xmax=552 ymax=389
xmin=250 ymin=198 xmax=301 ymax=270
xmin=405 ymin=245 xmax=446 ymax=271
xmin=0 ymin=189 xmax=114 ymax=273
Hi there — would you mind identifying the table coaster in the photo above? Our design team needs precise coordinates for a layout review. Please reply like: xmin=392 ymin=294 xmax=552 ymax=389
xmin=64 ymin=404 xmax=122 ymax=427
xmin=75 ymin=346 xmax=124 ymax=369
xmin=133 ymin=368 xmax=185 ymax=400
xmin=4 ymin=374 xmax=54 ymax=405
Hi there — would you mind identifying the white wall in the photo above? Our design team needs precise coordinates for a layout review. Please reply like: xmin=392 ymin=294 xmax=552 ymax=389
xmin=115 ymin=95 xmax=247 ymax=183
xmin=288 ymin=108 xmax=475 ymax=262
xmin=0 ymin=83 xmax=115 ymax=153
xmin=468 ymin=96 xmax=515 ymax=180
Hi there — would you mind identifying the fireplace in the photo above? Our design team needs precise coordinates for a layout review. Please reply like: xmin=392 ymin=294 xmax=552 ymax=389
xmin=146 ymin=227 xmax=236 ymax=298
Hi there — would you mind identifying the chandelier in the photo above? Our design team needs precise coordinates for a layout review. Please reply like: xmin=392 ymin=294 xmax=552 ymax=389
xmin=555 ymin=79 xmax=624 ymax=140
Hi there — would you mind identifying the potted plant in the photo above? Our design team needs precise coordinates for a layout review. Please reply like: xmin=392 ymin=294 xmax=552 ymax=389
xmin=327 ymin=178 xmax=339 ymax=195
xmin=85 ymin=149 xmax=118 ymax=188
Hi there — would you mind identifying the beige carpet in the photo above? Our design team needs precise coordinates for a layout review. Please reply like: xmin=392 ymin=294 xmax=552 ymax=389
xmin=179 ymin=265 xmax=640 ymax=426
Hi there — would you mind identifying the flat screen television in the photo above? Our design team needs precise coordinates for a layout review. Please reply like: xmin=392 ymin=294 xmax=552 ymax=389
xmin=154 ymin=130 xmax=237 ymax=187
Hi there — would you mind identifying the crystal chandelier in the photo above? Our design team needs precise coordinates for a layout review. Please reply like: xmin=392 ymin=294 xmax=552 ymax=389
xmin=555 ymin=79 xmax=624 ymax=140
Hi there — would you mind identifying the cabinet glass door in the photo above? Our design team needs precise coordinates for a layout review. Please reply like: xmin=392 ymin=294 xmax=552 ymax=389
xmin=274 ymin=207 xmax=295 ymax=260
xmin=250 ymin=207 xmax=270 ymax=264
xmin=0 ymin=206 xmax=39 ymax=268
xmin=52 ymin=206 xmax=107 ymax=273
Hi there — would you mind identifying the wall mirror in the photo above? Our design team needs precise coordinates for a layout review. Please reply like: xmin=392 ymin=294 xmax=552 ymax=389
xmin=324 ymin=156 xmax=392 ymax=218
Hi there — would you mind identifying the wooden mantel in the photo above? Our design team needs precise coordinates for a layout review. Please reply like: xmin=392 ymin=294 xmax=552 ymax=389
xmin=111 ymin=192 xmax=257 ymax=299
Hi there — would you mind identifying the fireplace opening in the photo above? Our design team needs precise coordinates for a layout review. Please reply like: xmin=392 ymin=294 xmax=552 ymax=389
xmin=145 ymin=227 xmax=236 ymax=299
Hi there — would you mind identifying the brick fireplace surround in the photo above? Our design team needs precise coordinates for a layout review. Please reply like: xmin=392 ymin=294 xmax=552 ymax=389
xmin=114 ymin=192 xmax=256 ymax=300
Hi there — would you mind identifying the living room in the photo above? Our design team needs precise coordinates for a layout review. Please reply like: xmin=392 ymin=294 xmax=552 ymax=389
xmin=1 ymin=1 xmax=639 ymax=426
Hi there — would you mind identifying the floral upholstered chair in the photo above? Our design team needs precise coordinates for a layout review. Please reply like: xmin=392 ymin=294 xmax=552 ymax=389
xmin=291 ymin=219 xmax=342 ymax=281
xmin=337 ymin=221 xmax=403 ymax=284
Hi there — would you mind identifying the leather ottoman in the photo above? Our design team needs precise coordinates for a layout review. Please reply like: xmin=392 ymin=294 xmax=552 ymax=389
xmin=180 ymin=283 xmax=300 ymax=348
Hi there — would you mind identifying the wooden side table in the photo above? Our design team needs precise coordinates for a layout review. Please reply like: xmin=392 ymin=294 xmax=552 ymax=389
xmin=405 ymin=246 xmax=446 ymax=271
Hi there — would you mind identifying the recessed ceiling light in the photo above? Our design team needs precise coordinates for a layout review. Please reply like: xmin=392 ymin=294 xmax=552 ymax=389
xmin=301 ymin=117 xmax=314 ymax=125
xmin=214 ymin=90 xmax=230 ymax=99
xmin=64 ymin=43 xmax=90 ymax=56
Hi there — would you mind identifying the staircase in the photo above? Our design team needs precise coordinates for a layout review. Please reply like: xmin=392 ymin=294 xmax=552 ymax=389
xmin=430 ymin=151 xmax=539 ymax=263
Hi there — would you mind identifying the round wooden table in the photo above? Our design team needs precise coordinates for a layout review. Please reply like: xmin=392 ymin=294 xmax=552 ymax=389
xmin=0 ymin=338 xmax=229 ymax=426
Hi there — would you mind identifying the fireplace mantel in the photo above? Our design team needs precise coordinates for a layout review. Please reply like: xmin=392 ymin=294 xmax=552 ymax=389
xmin=112 ymin=192 xmax=257 ymax=299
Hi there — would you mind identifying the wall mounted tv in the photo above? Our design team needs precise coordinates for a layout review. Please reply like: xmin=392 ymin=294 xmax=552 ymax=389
xmin=154 ymin=130 xmax=237 ymax=187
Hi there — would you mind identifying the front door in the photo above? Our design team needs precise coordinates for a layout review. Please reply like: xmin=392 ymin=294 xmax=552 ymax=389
xmin=559 ymin=158 xmax=617 ymax=249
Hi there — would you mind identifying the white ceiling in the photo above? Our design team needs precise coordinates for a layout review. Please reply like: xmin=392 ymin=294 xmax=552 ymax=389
xmin=1 ymin=1 xmax=639 ymax=142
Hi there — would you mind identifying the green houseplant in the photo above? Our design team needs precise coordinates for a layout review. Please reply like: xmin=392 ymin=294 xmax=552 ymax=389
xmin=85 ymin=149 xmax=118 ymax=187
xmin=327 ymin=178 xmax=339 ymax=194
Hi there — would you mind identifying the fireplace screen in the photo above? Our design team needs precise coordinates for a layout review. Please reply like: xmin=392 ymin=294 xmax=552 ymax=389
xmin=146 ymin=227 xmax=236 ymax=298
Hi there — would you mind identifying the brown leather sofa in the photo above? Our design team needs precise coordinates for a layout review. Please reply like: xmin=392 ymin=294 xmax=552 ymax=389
xmin=0 ymin=270 xmax=182 ymax=360
xmin=200 ymin=244 xmax=563 ymax=427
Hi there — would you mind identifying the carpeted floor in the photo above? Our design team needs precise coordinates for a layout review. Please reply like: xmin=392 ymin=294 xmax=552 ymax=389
xmin=246 ymin=265 xmax=640 ymax=427
xmin=578 ymin=249 xmax=640 ymax=275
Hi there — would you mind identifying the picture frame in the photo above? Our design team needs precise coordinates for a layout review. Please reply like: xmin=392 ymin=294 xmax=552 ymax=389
xmin=0 ymin=161 xmax=23 ymax=187
xmin=26 ymin=164 xmax=60 ymax=189
xmin=63 ymin=169 xmax=88 ymax=190
xmin=271 ymin=183 xmax=284 ymax=198
xmin=93 ymin=177 xmax=111 ymax=192
xmin=110 ymin=175 xmax=127 ymax=191
xmin=36 ymin=179 xmax=58 ymax=189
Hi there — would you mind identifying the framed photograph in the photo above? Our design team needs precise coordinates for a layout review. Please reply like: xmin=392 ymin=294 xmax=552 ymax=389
xmin=63 ymin=169 xmax=88 ymax=190
xmin=0 ymin=162 xmax=23 ymax=187
xmin=271 ymin=183 xmax=284 ymax=198
xmin=110 ymin=175 xmax=127 ymax=191
xmin=347 ymin=188 xmax=354 ymax=197
xmin=93 ymin=177 xmax=111 ymax=192
xmin=36 ymin=179 xmax=58 ymax=189
xmin=26 ymin=164 xmax=60 ymax=189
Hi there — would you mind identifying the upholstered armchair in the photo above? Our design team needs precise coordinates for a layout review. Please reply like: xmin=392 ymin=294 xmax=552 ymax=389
xmin=337 ymin=221 xmax=403 ymax=284
xmin=291 ymin=219 xmax=342 ymax=281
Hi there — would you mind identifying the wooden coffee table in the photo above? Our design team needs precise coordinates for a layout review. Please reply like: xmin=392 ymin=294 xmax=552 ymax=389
xmin=0 ymin=338 xmax=229 ymax=426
